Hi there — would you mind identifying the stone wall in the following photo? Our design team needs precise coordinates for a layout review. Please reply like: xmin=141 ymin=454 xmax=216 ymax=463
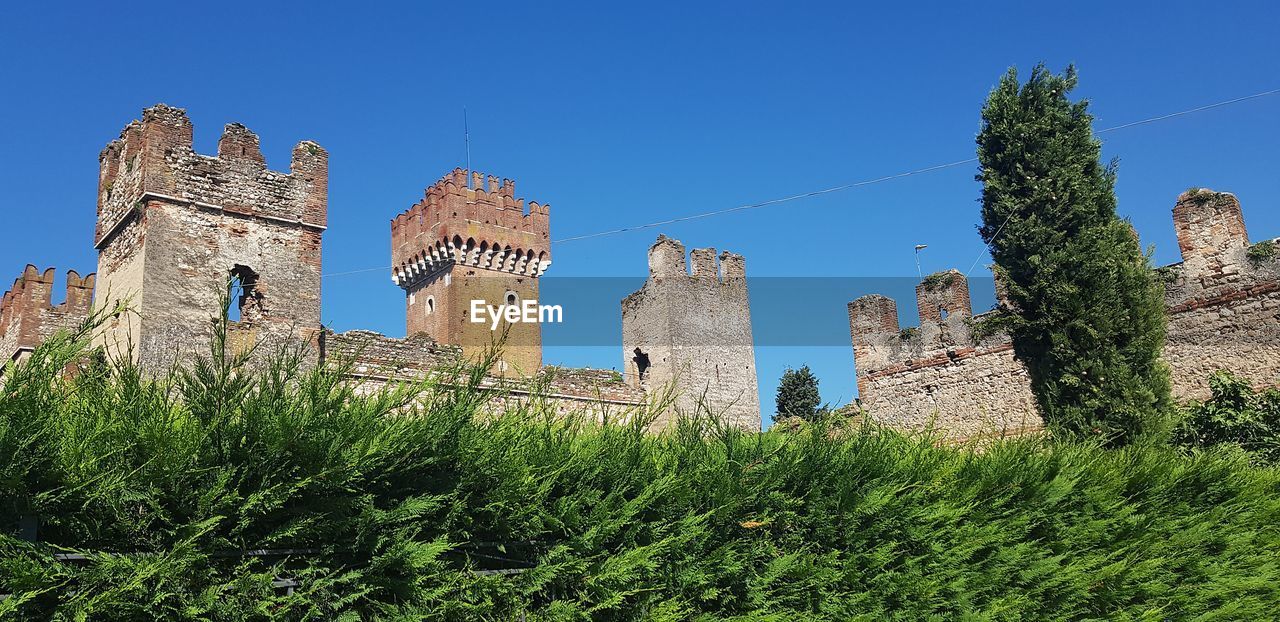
xmin=0 ymin=266 xmax=95 ymax=368
xmin=621 ymin=236 xmax=761 ymax=431
xmin=92 ymin=104 xmax=326 ymax=370
xmin=1160 ymin=190 xmax=1280 ymax=398
xmin=848 ymin=273 xmax=1041 ymax=439
xmin=849 ymin=189 xmax=1280 ymax=438
xmin=325 ymin=329 xmax=645 ymax=420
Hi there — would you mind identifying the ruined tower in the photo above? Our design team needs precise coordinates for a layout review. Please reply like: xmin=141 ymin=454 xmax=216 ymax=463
xmin=93 ymin=104 xmax=327 ymax=369
xmin=390 ymin=169 xmax=551 ymax=375
xmin=1170 ymin=189 xmax=1251 ymax=284
xmin=621 ymin=235 xmax=761 ymax=431
xmin=848 ymin=270 xmax=1040 ymax=439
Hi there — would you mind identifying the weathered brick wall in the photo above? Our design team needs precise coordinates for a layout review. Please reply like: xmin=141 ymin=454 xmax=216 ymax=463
xmin=92 ymin=104 xmax=326 ymax=370
xmin=849 ymin=272 xmax=1042 ymax=439
xmin=621 ymin=236 xmax=761 ymax=431
xmin=0 ymin=266 xmax=95 ymax=367
xmin=326 ymin=329 xmax=644 ymax=419
xmin=1160 ymin=190 xmax=1280 ymax=398
xmin=849 ymin=189 xmax=1280 ymax=438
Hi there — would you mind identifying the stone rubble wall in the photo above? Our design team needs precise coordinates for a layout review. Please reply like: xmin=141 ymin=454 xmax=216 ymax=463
xmin=621 ymin=235 xmax=760 ymax=431
xmin=849 ymin=190 xmax=1280 ymax=438
xmin=325 ymin=329 xmax=645 ymax=420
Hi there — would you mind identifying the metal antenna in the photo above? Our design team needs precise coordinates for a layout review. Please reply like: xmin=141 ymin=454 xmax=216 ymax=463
xmin=463 ymin=107 xmax=471 ymax=185
xmin=914 ymin=244 xmax=928 ymax=280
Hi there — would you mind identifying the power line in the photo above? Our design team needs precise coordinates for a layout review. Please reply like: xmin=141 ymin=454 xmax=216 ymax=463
xmin=963 ymin=87 xmax=1280 ymax=276
xmin=553 ymin=87 xmax=1278 ymax=246
xmin=551 ymin=158 xmax=979 ymax=244
xmin=322 ymin=87 xmax=1278 ymax=278
xmin=322 ymin=266 xmax=393 ymax=278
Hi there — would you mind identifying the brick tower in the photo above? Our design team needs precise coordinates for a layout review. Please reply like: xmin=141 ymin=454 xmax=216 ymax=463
xmin=390 ymin=168 xmax=551 ymax=375
xmin=93 ymin=104 xmax=327 ymax=370
xmin=1 ymin=266 xmax=96 ymax=370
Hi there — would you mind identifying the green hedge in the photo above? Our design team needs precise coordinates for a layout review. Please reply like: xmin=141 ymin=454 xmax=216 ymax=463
xmin=2 ymin=319 xmax=1279 ymax=620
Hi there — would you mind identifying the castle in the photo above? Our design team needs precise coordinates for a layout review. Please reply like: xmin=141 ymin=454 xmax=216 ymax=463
xmin=3 ymin=104 xmax=1277 ymax=437
xmin=849 ymin=190 xmax=1280 ymax=439
xmin=0 ymin=105 xmax=762 ymax=430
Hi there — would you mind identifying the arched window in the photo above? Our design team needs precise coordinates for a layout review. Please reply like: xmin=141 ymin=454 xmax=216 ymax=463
xmin=505 ymin=290 xmax=519 ymax=307
xmin=426 ymin=296 xmax=436 ymax=315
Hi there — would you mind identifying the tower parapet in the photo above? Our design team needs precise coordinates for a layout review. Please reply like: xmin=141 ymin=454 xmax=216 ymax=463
xmin=848 ymin=269 xmax=1039 ymax=439
xmin=621 ymin=235 xmax=760 ymax=431
xmin=93 ymin=104 xmax=326 ymax=370
xmin=0 ymin=265 xmax=95 ymax=366
xmin=96 ymin=104 xmax=328 ymax=252
xmin=390 ymin=168 xmax=550 ymax=289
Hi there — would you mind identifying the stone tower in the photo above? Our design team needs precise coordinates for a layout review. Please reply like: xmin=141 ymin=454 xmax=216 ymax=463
xmin=390 ymin=169 xmax=551 ymax=375
xmin=93 ymin=104 xmax=327 ymax=370
xmin=621 ymin=235 xmax=761 ymax=431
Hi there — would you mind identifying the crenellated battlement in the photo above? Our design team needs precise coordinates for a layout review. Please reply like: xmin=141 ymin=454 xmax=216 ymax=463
xmin=847 ymin=188 xmax=1280 ymax=439
xmin=390 ymin=168 xmax=551 ymax=289
xmin=1161 ymin=188 xmax=1278 ymax=310
xmin=621 ymin=234 xmax=760 ymax=431
xmin=643 ymin=235 xmax=747 ymax=283
xmin=0 ymin=265 xmax=96 ymax=362
xmin=96 ymin=104 xmax=328 ymax=250
xmin=848 ymin=270 xmax=1007 ymax=382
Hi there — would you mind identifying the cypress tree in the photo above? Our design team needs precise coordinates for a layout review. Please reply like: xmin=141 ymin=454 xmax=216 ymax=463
xmin=976 ymin=65 xmax=1171 ymax=444
xmin=775 ymin=365 xmax=822 ymax=422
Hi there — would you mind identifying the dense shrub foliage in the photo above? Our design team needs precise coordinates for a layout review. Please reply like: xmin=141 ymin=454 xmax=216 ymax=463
xmin=1174 ymin=371 xmax=1280 ymax=466
xmin=976 ymin=64 xmax=1172 ymax=444
xmin=2 ymin=319 xmax=1280 ymax=620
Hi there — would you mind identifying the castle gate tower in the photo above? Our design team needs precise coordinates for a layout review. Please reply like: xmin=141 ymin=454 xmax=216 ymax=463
xmin=390 ymin=169 xmax=551 ymax=375
xmin=93 ymin=104 xmax=327 ymax=370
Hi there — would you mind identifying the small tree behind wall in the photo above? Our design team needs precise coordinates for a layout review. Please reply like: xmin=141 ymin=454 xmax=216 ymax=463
xmin=776 ymin=366 xmax=822 ymax=422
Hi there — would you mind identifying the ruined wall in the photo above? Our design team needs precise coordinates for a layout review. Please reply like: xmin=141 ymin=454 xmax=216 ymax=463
xmin=390 ymin=169 xmax=551 ymax=373
xmin=1160 ymin=190 xmax=1280 ymax=398
xmin=326 ymin=329 xmax=644 ymax=420
xmin=849 ymin=189 xmax=1280 ymax=438
xmin=93 ymin=104 xmax=326 ymax=370
xmin=848 ymin=272 xmax=1042 ymax=439
xmin=0 ymin=266 xmax=95 ymax=368
xmin=621 ymin=236 xmax=761 ymax=431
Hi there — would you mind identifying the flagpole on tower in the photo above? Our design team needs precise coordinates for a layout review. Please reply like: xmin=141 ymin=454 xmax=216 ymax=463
xmin=463 ymin=107 xmax=471 ymax=182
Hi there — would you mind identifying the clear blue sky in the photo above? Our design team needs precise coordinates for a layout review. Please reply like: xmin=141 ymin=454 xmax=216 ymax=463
xmin=2 ymin=1 xmax=1277 ymax=427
